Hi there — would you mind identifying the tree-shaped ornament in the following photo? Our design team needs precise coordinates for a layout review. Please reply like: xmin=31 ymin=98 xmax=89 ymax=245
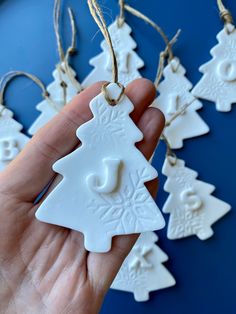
xmin=28 ymin=64 xmax=81 ymax=135
xmin=28 ymin=3 xmax=81 ymax=135
xmin=0 ymin=104 xmax=30 ymax=171
xmin=111 ymin=232 xmax=175 ymax=302
xmin=154 ymin=57 xmax=209 ymax=149
xmin=162 ymin=157 xmax=231 ymax=240
xmin=192 ymin=23 xmax=236 ymax=112
xmin=82 ymin=20 xmax=144 ymax=88
xmin=35 ymin=83 xmax=165 ymax=252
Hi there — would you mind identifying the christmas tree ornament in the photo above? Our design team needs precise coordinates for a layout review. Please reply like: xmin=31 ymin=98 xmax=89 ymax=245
xmin=111 ymin=232 xmax=176 ymax=302
xmin=162 ymin=154 xmax=231 ymax=240
xmin=192 ymin=0 xmax=236 ymax=112
xmin=35 ymin=0 xmax=165 ymax=253
xmin=28 ymin=0 xmax=81 ymax=135
xmin=0 ymin=71 xmax=47 ymax=170
xmin=82 ymin=0 xmax=145 ymax=88
xmin=157 ymin=57 xmax=209 ymax=149
xmin=123 ymin=4 xmax=209 ymax=149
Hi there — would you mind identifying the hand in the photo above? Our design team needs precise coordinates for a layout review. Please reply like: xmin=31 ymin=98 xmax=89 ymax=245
xmin=0 ymin=79 xmax=165 ymax=314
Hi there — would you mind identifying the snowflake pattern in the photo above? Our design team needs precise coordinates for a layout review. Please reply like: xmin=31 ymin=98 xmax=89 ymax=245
xmin=88 ymin=100 xmax=126 ymax=144
xmin=88 ymin=168 xmax=158 ymax=235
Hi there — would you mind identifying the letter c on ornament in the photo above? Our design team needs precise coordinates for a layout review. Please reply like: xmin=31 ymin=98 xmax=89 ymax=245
xmin=180 ymin=187 xmax=203 ymax=211
xmin=86 ymin=158 xmax=122 ymax=194
xmin=217 ymin=59 xmax=236 ymax=82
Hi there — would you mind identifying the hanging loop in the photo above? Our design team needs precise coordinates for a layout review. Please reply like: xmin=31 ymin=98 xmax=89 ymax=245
xmin=0 ymin=71 xmax=58 ymax=114
xmin=102 ymin=82 xmax=125 ymax=106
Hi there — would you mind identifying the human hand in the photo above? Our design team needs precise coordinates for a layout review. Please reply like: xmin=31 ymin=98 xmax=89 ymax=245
xmin=0 ymin=79 xmax=164 ymax=314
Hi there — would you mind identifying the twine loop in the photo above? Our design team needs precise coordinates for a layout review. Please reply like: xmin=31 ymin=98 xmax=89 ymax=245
xmin=88 ymin=0 xmax=125 ymax=105
xmin=0 ymin=71 xmax=59 ymax=115
xmin=54 ymin=0 xmax=81 ymax=96
xmin=217 ymin=0 xmax=234 ymax=25
xmin=102 ymin=82 xmax=125 ymax=106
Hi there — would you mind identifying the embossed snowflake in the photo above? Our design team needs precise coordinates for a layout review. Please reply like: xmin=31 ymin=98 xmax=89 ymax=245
xmin=88 ymin=168 xmax=158 ymax=234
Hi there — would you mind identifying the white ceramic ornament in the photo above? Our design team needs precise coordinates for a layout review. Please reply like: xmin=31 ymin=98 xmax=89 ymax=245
xmin=82 ymin=21 xmax=144 ymax=88
xmin=35 ymin=83 xmax=165 ymax=253
xmin=154 ymin=57 xmax=209 ymax=149
xmin=192 ymin=24 xmax=236 ymax=112
xmin=162 ymin=157 xmax=231 ymax=240
xmin=0 ymin=104 xmax=30 ymax=171
xmin=111 ymin=232 xmax=176 ymax=302
xmin=28 ymin=63 xmax=81 ymax=135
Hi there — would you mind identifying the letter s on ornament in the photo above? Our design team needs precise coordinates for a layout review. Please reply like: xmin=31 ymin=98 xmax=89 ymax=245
xmin=180 ymin=187 xmax=203 ymax=211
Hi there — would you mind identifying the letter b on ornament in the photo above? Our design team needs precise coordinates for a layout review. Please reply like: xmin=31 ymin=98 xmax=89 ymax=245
xmin=0 ymin=138 xmax=20 ymax=161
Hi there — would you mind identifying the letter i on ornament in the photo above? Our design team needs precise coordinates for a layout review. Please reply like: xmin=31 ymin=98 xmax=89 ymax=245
xmin=0 ymin=104 xmax=30 ymax=171
xmin=162 ymin=157 xmax=231 ymax=240
xmin=82 ymin=19 xmax=144 ymax=88
xmin=154 ymin=56 xmax=209 ymax=149
xmin=28 ymin=1 xmax=81 ymax=135
xmin=192 ymin=3 xmax=236 ymax=112
xmin=111 ymin=232 xmax=176 ymax=302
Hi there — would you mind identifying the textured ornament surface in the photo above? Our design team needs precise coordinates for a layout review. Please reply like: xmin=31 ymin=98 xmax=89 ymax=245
xmin=28 ymin=63 xmax=81 ymax=135
xmin=0 ymin=104 xmax=30 ymax=171
xmin=192 ymin=23 xmax=236 ymax=112
xmin=162 ymin=158 xmax=231 ymax=240
xmin=111 ymin=232 xmax=176 ymax=302
xmin=82 ymin=21 xmax=144 ymax=88
xmin=35 ymin=84 xmax=165 ymax=253
xmin=154 ymin=57 xmax=209 ymax=149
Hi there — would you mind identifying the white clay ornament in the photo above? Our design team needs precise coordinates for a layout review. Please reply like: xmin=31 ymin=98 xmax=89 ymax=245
xmin=82 ymin=21 xmax=144 ymax=88
xmin=36 ymin=83 xmax=165 ymax=253
xmin=192 ymin=23 xmax=236 ymax=112
xmin=111 ymin=232 xmax=176 ymax=302
xmin=154 ymin=57 xmax=209 ymax=149
xmin=28 ymin=63 xmax=81 ymax=135
xmin=162 ymin=157 xmax=231 ymax=240
xmin=0 ymin=104 xmax=30 ymax=171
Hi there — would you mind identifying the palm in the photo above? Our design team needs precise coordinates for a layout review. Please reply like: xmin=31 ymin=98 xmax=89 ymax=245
xmin=0 ymin=79 xmax=164 ymax=314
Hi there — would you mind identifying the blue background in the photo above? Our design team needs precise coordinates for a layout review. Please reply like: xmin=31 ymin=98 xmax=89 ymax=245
xmin=0 ymin=0 xmax=235 ymax=313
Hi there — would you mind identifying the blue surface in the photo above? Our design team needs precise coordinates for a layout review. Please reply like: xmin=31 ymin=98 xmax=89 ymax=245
xmin=0 ymin=1 xmax=235 ymax=313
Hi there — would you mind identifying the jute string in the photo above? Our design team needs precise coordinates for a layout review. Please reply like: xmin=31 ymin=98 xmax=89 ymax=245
xmin=124 ymin=4 xmax=173 ymax=60
xmin=160 ymin=97 xmax=198 ymax=166
xmin=88 ymin=0 xmax=125 ymax=105
xmin=155 ymin=30 xmax=181 ymax=88
xmin=0 ymin=71 xmax=58 ymax=115
xmin=121 ymin=3 xmax=180 ymax=88
xmin=217 ymin=0 xmax=233 ymax=24
xmin=117 ymin=0 xmax=125 ymax=27
xmin=54 ymin=0 xmax=81 ymax=104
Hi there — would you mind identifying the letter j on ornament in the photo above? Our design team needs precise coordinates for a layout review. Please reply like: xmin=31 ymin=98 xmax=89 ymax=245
xmin=35 ymin=83 xmax=165 ymax=253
